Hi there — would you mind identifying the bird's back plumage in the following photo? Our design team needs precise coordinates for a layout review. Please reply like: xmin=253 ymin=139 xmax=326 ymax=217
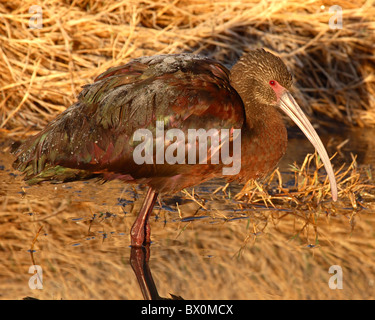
xmin=13 ymin=54 xmax=245 ymax=191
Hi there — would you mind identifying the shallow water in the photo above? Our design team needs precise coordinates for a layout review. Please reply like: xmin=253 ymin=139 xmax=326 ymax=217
xmin=1 ymin=128 xmax=375 ymax=300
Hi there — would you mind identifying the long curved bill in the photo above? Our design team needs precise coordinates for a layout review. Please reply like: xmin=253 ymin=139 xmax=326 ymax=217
xmin=279 ymin=91 xmax=338 ymax=201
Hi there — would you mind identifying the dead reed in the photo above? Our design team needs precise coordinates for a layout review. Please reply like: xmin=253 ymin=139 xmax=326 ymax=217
xmin=0 ymin=0 xmax=374 ymax=132
xmin=236 ymin=152 xmax=375 ymax=207
xmin=230 ymin=151 xmax=375 ymax=250
xmin=1 ymin=0 xmax=375 ymax=300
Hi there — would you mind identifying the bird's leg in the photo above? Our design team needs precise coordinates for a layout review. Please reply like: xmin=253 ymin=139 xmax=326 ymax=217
xmin=130 ymin=187 xmax=158 ymax=247
xmin=145 ymin=220 xmax=152 ymax=245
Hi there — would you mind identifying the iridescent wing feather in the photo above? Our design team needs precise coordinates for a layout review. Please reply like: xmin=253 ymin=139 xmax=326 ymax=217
xmin=13 ymin=54 xmax=245 ymax=190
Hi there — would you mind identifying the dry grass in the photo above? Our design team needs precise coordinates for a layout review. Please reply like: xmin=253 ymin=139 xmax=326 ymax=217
xmin=0 ymin=0 xmax=375 ymax=132
xmin=1 ymin=0 xmax=375 ymax=300
xmin=234 ymin=152 xmax=375 ymax=252
xmin=236 ymin=152 xmax=375 ymax=206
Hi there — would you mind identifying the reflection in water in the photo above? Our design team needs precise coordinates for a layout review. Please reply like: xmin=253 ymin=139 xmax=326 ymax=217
xmin=130 ymin=245 xmax=183 ymax=300
xmin=1 ymin=129 xmax=375 ymax=299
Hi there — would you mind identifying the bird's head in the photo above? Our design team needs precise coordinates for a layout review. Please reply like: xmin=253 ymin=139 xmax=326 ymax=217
xmin=231 ymin=48 xmax=293 ymax=107
xmin=230 ymin=48 xmax=338 ymax=201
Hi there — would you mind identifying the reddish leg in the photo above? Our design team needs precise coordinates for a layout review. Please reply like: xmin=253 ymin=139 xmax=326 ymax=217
xmin=130 ymin=188 xmax=158 ymax=247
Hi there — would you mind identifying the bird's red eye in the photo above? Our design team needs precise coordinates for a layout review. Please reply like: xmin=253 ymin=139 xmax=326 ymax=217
xmin=269 ymin=80 xmax=276 ymax=86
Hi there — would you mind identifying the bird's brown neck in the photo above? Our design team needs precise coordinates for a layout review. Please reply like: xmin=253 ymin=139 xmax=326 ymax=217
xmin=240 ymin=101 xmax=287 ymax=182
xmin=229 ymin=74 xmax=288 ymax=182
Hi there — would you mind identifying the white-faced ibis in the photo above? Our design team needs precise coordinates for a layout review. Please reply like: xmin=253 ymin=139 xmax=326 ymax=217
xmin=13 ymin=49 xmax=338 ymax=247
